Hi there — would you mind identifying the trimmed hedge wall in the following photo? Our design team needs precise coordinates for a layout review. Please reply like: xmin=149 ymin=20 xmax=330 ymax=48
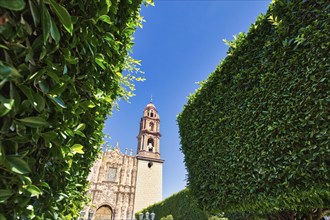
xmin=136 ymin=188 xmax=209 ymax=220
xmin=0 ymin=0 xmax=147 ymax=219
xmin=178 ymin=0 xmax=330 ymax=219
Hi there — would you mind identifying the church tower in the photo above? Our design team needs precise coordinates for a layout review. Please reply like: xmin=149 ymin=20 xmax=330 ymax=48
xmin=133 ymin=101 xmax=164 ymax=214
xmin=136 ymin=101 xmax=161 ymax=159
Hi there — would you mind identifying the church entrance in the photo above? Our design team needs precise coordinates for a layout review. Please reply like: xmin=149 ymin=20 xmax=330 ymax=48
xmin=94 ymin=205 xmax=113 ymax=220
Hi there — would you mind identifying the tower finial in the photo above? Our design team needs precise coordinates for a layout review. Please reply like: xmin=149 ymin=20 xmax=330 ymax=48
xmin=150 ymin=94 xmax=153 ymax=103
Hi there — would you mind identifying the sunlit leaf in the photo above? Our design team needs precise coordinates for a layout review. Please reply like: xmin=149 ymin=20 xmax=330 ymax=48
xmin=98 ymin=15 xmax=112 ymax=25
xmin=47 ymin=95 xmax=66 ymax=108
xmin=75 ymin=123 xmax=86 ymax=131
xmin=71 ymin=144 xmax=84 ymax=154
xmin=95 ymin=56 xmax=106 ymax=70
xmin=0 ymin=95 xmax=14 ymax=117
xmin=27 ymin=185 xmax=42 ymax=197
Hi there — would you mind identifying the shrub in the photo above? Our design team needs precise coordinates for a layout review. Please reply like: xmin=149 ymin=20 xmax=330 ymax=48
xmin=0 ymin=0 xmax=148 ymax=218
xmin=160 ymin=215 xmax=174 ymax=220
xmin=136 ymin=188 xmax=208 ymax=220
xmin=178 ymin=0 xmax=330 ymax=219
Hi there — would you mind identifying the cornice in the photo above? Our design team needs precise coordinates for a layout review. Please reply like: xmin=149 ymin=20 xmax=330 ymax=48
xmin=136 ymin=156 xmax=164 ymax=163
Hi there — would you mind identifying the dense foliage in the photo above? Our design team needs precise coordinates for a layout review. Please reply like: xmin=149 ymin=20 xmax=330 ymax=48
xmin=160 ymin=215 xmax=174 ymax=220
xmin=136 ymin=188 xmax=209 ymax=220
xmin=178 ymin=0 xmax=330 ymax=219
xmin=0 ymin=0 xmax=148 ymax=219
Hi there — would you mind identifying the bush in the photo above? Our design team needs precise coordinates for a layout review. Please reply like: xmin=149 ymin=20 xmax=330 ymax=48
xmin=160 ymin=215 xmax=174 ymax=220
xmin=0 ymin=0 xmax=147 ymax=218
xmin=136 ymin=188 xmax=209 ymax=220
xmin=178 ymin=0 xmax=330 ymax=219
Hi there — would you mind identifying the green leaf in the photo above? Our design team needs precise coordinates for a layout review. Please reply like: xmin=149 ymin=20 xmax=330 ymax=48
xmin=5 ymin=156 xmax=31 ymax=174
xmin=145 ymin=0 xmax=155 ymax=6
xmin=74 ymin=130 xmax=86 ymax=138
xmin=38 ymin=80 xmax=50 ymax=94
xmin=0 ymin=143 xmax=5 ymax=163
xmin=80 ymin=100 xmax=96 ymax=109
xmin=95 ymin=56 xmax=106 ymax=70
xmin=49 ymin=0 xmax=73 ymax=35
xmin=41 ymin=131 xmax=57 ymax=140
xmin=0 ymin=64 xmax=22 ymax=80
xmin=20 ymin=175 xmax=32 ymax=185
xmin=29 ymin=0 xmax=40 ymax=26
xmin=71 ymin=144 xmax=84 ymax=154
xmin=98 ymin=15 xmax=112 ymax=25
xmin=0 ymin=95 xmax=14 ymax=117
xmin=39 ymin=181 xmax=50 ymax=189
xmin=0 ymin=213 xmax=7 ymax=220
xmin=41 ymin=3 xmax=51 ymax=44
xmin=27 ymin=185 xmax=42 ymax=197
xmin=47 ymin=95 xmax=67 ymax=108
xmin=88 ymin=101 xmax=96 ymax=108
xmin=74 ymin=123 xmax=86 ymax=131
xmin=39 ymin=46 xmax=47 ymax=60
xmin=17 ymin=117 xmax=49 ymax=128
xmin=10 ymin=82 xmax=21 ymax=111
xmin=18 ymin=85 xmax=34 ymax=102
xmin=0 ymin=0 xmax=25 ymax=11
xmin=33 ymin=93 xmax=46 ymax=112
xmin=50 ymin=18 xmax=60 ymax=44
xmin=0 ymin=105 xmax=12 ymax=117
xmin=46 ymin=71 xmax=60 ymax=83
xmin=0 ymin=189 xmax=13 ymax=203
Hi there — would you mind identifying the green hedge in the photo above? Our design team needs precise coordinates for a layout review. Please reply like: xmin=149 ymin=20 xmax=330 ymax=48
xmin=136 ymin=188 xmax=209 ymax=220
xmin=0 ymin=0 xmax=147 ymax=219
xmin=178 ymin=0 xmax=329 ymax=219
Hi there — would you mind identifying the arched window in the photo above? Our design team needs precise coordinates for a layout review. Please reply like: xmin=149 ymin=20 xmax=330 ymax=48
xmin=147 ymin=138 xmax=154 ymax=152
xmin=149 ymin=122 xmax=154 ymax=131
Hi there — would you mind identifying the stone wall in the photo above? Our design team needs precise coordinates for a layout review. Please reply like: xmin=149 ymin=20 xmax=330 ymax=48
xmin=133 ymin=158 xmax=163 ymax=215
xmin=82 ymin=147 xmax=137 ymax=220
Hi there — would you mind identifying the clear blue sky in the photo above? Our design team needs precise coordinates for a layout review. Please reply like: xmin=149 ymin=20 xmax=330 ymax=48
xmin=104 ymin=0 xmax=270 ymax=199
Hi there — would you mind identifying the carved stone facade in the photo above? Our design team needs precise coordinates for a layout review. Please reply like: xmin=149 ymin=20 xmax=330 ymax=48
xmin=81 ymin=102 xmax=163 ymax=220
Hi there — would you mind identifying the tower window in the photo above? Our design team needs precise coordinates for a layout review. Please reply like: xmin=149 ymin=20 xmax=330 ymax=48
xmin=148 ymin=162 xmax=153 ymax=168
xmin=150 ymin=112 xmax=154 ymax=117
xmin=147 ymin=138 xmax=154 ymax=152
xmin=149 ymin=122 xmax=154 ymax=131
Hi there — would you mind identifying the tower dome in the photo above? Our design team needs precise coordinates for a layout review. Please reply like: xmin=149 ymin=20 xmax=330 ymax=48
xmin=143 ymin=101 xmax=160 ymax=119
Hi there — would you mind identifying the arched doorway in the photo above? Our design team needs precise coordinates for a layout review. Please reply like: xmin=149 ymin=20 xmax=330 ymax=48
xmin=94 ymin=205 xmax=113 ymax=220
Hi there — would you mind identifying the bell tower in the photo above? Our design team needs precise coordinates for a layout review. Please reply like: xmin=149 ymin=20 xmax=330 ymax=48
xmin=134 ymin=101 xmax=163 ymax=214
xmin=136 ymin=101 xmax=161 ymax=159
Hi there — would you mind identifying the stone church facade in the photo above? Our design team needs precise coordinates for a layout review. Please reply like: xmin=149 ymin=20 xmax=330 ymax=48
xmin=81 ymin=102 xmax=164 ymax=220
